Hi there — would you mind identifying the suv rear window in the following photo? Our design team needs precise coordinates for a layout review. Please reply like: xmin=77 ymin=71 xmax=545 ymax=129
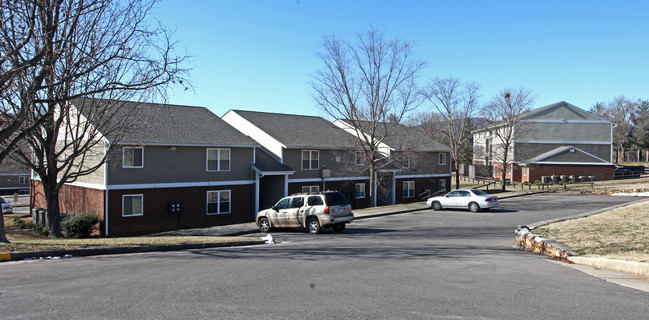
xmin=324 ymin=192 xmax=349 ymax=206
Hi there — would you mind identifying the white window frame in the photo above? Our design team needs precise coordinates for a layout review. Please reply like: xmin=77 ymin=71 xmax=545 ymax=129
xmin=122 ymin=194 xmax=143 ymax=217
xmin=439 ymin=179 xmax=446 ymax=192
xmin=355 ymin=183 xmax=366 ymax=199
xmin=403 ymin=181 xmax=415 ymax=198
xmin=207 ymin=190 xmax=231 ymax=215
xmin=122 ymin=146 xmax=143 ymax=168
xmin=438 ymin=153 xmax=447 ymax=166
xmin=355 ymin=151 xmax=365 ymax=166
xmin=301 ymin=150 xmax=319 ymax=170
xmin=206 ymin=148 xmax=231 ymax=172
xmin=403 ymin=154 xmax=415 ymax=168
xmin=302 ymin=185 xmax=320 ymax=193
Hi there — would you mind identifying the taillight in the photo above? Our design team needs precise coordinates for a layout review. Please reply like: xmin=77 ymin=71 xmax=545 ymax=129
xmin=485 ymin=197 xmax=497 ymax=202
xmin=324 ymin=206 xmax=330 ymax=214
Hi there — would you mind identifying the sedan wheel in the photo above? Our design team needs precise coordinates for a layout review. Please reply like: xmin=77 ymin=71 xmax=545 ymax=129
xmin=432 ymin=201 xmax=442 ymax=211
xmin=258 ymin=217 xmax=271 ymax=232
xmin=307 ymin=217 xmax=321 ymax=234
xmin=468 ymin=202 xmax=480 ymax=213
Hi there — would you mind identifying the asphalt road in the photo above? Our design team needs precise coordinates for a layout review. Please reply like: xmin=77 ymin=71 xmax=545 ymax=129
xmin=1 ymin=193 xmax=648 ymax=319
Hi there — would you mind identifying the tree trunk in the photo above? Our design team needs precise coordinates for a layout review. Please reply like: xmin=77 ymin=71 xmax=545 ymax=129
xmin=369 ymin=166 xmax=377 ymax=207
xmin=0 ymin=206 xmax=9 ymax=243
xmin=454 ymin=167 xmax=460 ymax=190
xmin=501 ymin=164 xmax=507 ymax=191
xmin=43 ymin=179 xmax=63 ymax=238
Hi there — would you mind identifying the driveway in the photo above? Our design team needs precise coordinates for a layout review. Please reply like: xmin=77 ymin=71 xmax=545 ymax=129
xmin=0 ymin=193 xmax=647 ymax=319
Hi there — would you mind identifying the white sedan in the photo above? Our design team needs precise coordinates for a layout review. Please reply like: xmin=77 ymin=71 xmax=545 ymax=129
xmin=426 ymin=189 xmax=499 ymax=212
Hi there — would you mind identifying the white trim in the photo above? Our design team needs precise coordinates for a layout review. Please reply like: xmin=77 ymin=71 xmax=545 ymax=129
xmin=438 ymin=153 xmax=447 ymax=165
xmin=534 ymin=161 xmax=614 ymax=166
xmin=394 ymin=173 xmax=451 ymax=179
xmin=107 ymin=180 xmax=255 ymax=190
xmin=122 ymin=194 xmax=143 ymax=217
xmin=117 ymin=142 xmax=260 ymax=148
xmin=206 ymin=190 xmax=231 ymax=215
xmin=301 ymin=185 xmax=320 ymax=193
xmin=355 ymin=183 xmax=366 ymax=198
xmin=251 ymin=165 xmax=294 ymax=176
xmin=402 ymin=180 xmax=415 ymax=198
xmin=514 ymin=140 xmax=612 ymax=145
xmin=520 ymin=119 xmax=612 ymax=124
xmin=301 ymin=150 xmax=319 ymax=170
xmin=67 ymin=181 xmax=107 ymax=190
xmin=122 ymin=146 xmax=144 ymax=168
xmin=288 ymin=176 xmax=371 ymax=183
xmin=206 ymin=148 xmax=231 ymax=172
xmin=0 ymin=173 xmax=31 ymax=176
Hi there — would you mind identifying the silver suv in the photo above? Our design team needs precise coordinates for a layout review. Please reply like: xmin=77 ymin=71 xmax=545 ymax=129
xmin=256 ymin=191 xmax=354 ymax=234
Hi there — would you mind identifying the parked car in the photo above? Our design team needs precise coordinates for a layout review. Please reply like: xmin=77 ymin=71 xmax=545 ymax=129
xmin=426 ymin=189 xmax=499 ymax=212
xmin=256 ymin=191 xmax=354 ymax=234
xmin=0 ymin=196 xmax=13 ymax=214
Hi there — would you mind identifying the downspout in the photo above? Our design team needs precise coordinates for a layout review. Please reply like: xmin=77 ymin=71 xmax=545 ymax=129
xmin=104 ymin=142 xmax=110 ymax=236
xmin=391 ymin=174 xmax=396 ymax=205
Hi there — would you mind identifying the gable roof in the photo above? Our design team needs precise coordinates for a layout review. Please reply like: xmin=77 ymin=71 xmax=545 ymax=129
xmin=523 ymin=145 xmax=612 ymax=165
xmin=227 ymin=110 xmax=360 ymax=149
xmin=75 ymin=99 xmax=258 ymax=147
xmin=336 ymin=119 xmax=450 ymax=152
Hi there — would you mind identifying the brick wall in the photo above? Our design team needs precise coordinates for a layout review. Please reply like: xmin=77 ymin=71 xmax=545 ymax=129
xmin=31 ymin=180 xmax=105 ymax=220
xmin=106 ymin=184 xmax=255 ymax=236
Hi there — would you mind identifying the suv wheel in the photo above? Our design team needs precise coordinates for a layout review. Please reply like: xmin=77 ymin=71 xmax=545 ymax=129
xmin=258 ymin=217 xmax=271 ymax=232
xmin=332 ymin=223 xmax=346 ymax=232
xmin=307 ymin=217 xmax=321 ymax=234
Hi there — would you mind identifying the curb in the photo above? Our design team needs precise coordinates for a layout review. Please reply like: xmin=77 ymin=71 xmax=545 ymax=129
xmin=568 ymin=257 xmax=649 ymax=279
xmin=516 ymin=198 xmax=649 ymax=275
xmin=2 ymin=240 xmax=266 ymax=262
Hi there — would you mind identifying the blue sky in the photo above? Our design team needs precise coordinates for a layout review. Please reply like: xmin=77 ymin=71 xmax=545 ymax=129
xmin=152 ymin=0 xmax=649 ymax=118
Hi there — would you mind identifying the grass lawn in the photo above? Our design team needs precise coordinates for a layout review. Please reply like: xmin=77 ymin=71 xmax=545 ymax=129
xmin=1 ymin=214 xmax=259 ymax=253
xmin=535 ymin=199 xmax=649 ymax=263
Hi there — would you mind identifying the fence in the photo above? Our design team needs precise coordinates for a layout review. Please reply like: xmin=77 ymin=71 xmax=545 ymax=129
xmin=616 ymin=150 xmax=649 ymax=163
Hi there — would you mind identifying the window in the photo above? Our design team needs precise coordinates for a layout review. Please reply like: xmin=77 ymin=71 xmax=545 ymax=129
xmin=355 ymin=151 xmax=365 ymax=165
xmin=207 ymin=148 xmax=230 ymax=171
xmin=123 ymin=146 xmax=143 ymax=168
xmin=19 ymin=176 xmax=28 ymax=184
xmin=122 ymin=194 xmax=143 ymax=217
xmin=439 ymin=179 xmax=446 ymax=191
xmin=438 ymin=153 xmax=447 ymax=165
xmin=290 ymin=197 xmax=304 ymax=208
xmin=302 ymin=150 xmax=319 ymax=170
xmin=275 ymin=198 xmax=290 ymax=210
xmin=403 ymin=181 xmax=415 ymax=198
xmin=302 ymin=185 xmax=320 ymax=193
xmin=307 ymin=196 xmax=324 ymax=206
xmin=207 ymin=190 xmax=230 ymax=215
xmin=355 ymin=183 xmax=365 ymax=198
xmin=403 ymin=154 xmax=415 ymax=168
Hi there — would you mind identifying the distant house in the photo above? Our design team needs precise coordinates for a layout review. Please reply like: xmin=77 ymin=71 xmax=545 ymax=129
xmin=0 ymin=155 xmax=30 ymax=195
xmin=31 ymin=101 xmax=260 ymax=236
xmin=222 ymin=110 xmax=373 ymax=209
xmin=334 ymin=120 xmax=452 ymax=205
xmin=472 ymin=101 xmax=615 ymax=183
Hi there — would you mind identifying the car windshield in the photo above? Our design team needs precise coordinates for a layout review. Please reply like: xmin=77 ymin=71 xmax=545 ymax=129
xmin=324 ymin=192 xmax=349 ymax=206
xmin=470 ymin=189 xmax=488 ymax=196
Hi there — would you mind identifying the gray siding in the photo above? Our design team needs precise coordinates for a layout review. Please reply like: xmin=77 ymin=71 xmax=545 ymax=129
xmin=284 ymin=149 xmax=368 ymax=179
xmin=515 ymin=143 xmax=611 ymax=162
xmin=107 ymin=145 xmax=254 ymax=185
xmin=392 ymin=151 xmax=450 ymax=175
xmin=516 ymin=122 xmax=611 ymax=142
xmin=527 ymin=104 xmax=602 ymax=121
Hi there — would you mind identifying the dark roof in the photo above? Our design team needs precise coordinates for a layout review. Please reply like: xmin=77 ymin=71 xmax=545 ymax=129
xmin=253 ymin=148 xmax=294 ymax=174
xmin=75 ymin=99 xmax=258 ymax=147
xmin=230 ymin=110 xmax=360 ymax=149
xmin=338 ymin=120 xmax=450 ymax=152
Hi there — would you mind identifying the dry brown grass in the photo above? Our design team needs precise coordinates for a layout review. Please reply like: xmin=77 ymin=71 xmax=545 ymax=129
xmin=535 ymin=200 xmax=649 ymax=263
xmin=1 ymin=214 xmax=258 ymax=253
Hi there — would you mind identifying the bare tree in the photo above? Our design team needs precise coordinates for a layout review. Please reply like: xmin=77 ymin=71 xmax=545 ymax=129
xmin=590 ymin=96 xmax=636 ymax=161
xmin=311 ymin=28 xmax=425 ymax=206
xmin=421 ymin=77 xmax=480 ymax=189
xmin=4 ymin=0 xmax=189 ymax=238
xmin=481 ymin=88 xmax=535 ymax=191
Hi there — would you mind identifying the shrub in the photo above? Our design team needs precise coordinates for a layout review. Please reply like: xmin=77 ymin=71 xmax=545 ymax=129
xmin=62 ymin=212 xmax=99 ymax=238
xmin=12 ymin=216 xmax=27 ymax=229
xmin=33 ymin=224 xmax=49 ymax=236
